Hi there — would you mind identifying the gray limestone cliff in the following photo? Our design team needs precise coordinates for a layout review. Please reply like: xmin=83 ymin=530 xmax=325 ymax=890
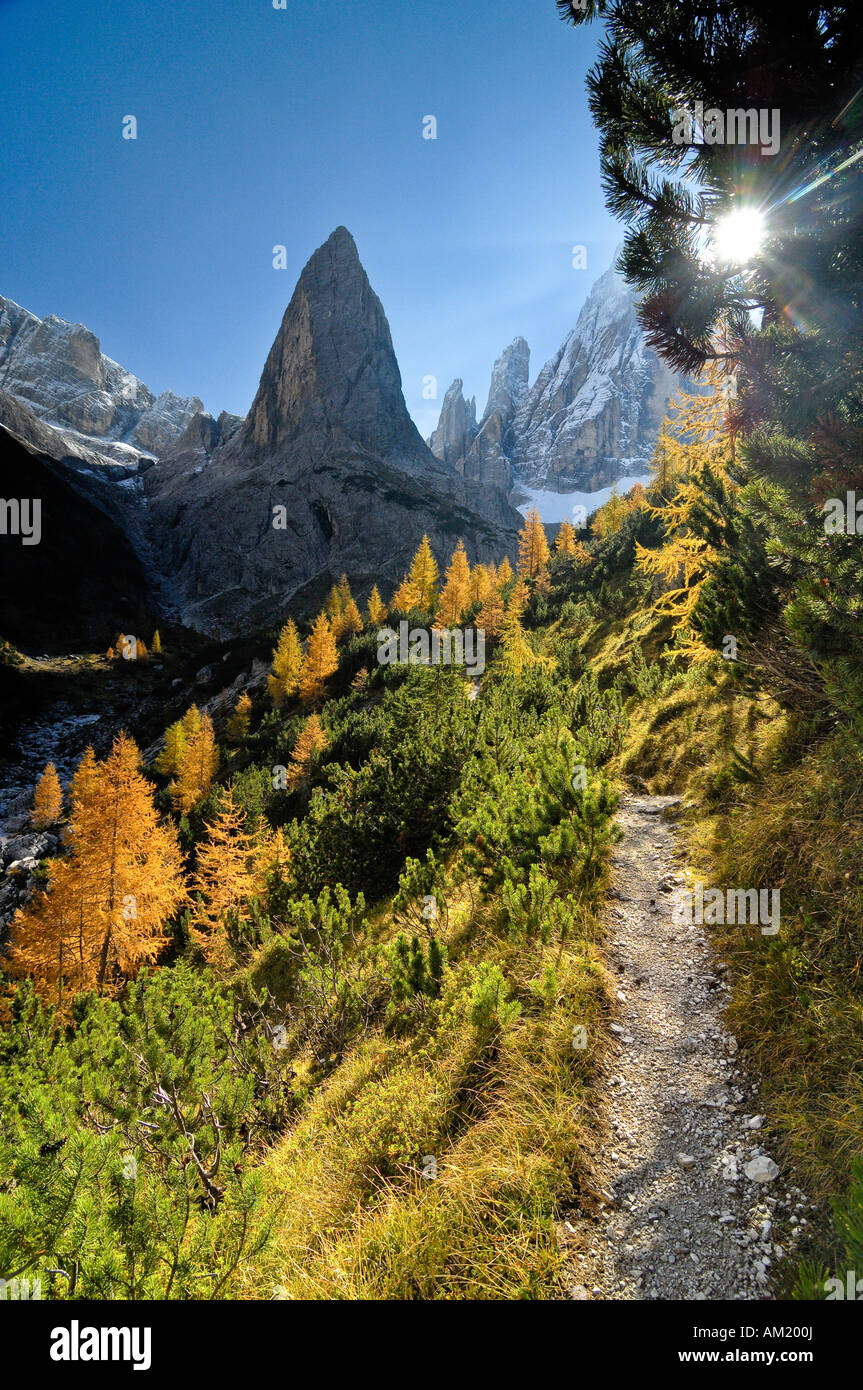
xmin=144 ymin=227 xmax=520 ymax=635
xmin=0 ymin=296 xmax=203 ymax=457
xmin=428 ymin=265 xmax=679 ymax=495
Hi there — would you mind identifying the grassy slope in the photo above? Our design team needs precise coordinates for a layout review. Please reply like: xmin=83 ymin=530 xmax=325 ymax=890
xmin=222 ymin=550 xmax=862 ymax=1297
xmin=249 ymin=922 xmax=611 ymax=1299
xmin=238 ymin=794 xmax=616 ymax=1298
xmin=214 ymin=617 xmax=623 ymax=1299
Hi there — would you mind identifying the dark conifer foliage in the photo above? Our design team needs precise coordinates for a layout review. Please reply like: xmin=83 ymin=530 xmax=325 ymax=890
xmin=557 ymin=1 xmax=863 ymax=374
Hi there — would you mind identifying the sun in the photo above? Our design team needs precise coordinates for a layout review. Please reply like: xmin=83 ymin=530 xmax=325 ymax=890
xmin=712 ymin=208 xmax=766 ymax=266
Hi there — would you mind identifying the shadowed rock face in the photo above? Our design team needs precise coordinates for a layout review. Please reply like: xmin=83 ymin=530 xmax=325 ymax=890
xmin=145 ymin=228 xmax=520 ymax=636
xmin=0 ymin=426 xmax=153 ymax=651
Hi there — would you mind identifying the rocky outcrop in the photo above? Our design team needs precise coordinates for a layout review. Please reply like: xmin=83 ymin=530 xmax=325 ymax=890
xmin=481 ymin=335 xmax=530 ymax=429
xmin=511 ymin=265 xmax=678 ymax=491
xmin=428 ymin=339 xmax=531 ymax=491
xmin=428 ymin=264 xmax=679 ymax=496
xmin=466 ymin=336 xmax=530 ymax=490
xmin=145 ymin=227 xmax=520 ymax=636
xmin=428 ymin=380 xmax=477 ymax=471
xmin=0 ymin=295 xmax=203 ymax=456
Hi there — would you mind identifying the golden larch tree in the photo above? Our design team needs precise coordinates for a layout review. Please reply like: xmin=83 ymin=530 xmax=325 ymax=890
xmin=287 ymin=713 xmax=328 ymax=790
xmin=635 ymin=370 xmax=734 ymax=660
xmin=436 ymin=540 xmax=471 ymax=627
xmin=258 ymin=822 xmax=292 ymax=907
xmin=517 ymin=507 xmax=550 ymax=578
xmin=31 ymin=763 xmax=63 ymax=828
xmin=591 ymin=486 xmax=629 ymax=539
xmin=151 ymin=629 xmax=162 ymax=655
xmin=174 ymin=712 xmax=219 ymax=814
xmin=325 ymin=581 xmax=343 ymax=619
xmin=469 ymin=563 xmax=492 ymax=607
xmin=391 ymin=573 xmax=420 ymax=611
xmin=8 ymin=734 xmax=185 ymax=1005
xmin=500 ymin=605 xmax=535 ymax=674
xmin=496 ymin=555 xmax=514 ymax=589
xmin=268 ymin=619 xmax=303 ymax=707
xmin=335 ymin=573 xmax=352 ymax=610
xmin=534 ymin=566 xmax=551 ymax=597
xmin=299 ymin=612 xmax=339 ymax=704
xmin=367 ymin=585 xmax=387 ymax=625
xmin=182 ymin=705 xmax=202 ymax=739
xmin=476 ymin=586 xmax=505 ymax=638
xmin=226 ymin=691 xmax=252 ymax=743
xmin=156 ymin=720 xmax=186 ymax=778
xmin=555 ymin=519 xmax=577 ymax=555
xmin=189 ymin=788 xmax=262 ymax=969
xmin=70 ymin=745 xmax=99 ymax=810
xmin=334 ymin=597 xmax=364 ymax=642
xmin=408 ymin=535 xmax=439 ymax=611
xmin=508 ymin=576 xmax=530 ymax=618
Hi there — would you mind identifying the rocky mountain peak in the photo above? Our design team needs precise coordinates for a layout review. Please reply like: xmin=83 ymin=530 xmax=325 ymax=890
xmin=143 ymin=228 xmax=520 ymax=634
xmin=427 ymin=258 xmax=680 ymax=497
xmin=480 ymin=335 xmax=530 ymax=427
xmin=0 ymin=294 xmax=203 ymax=456
xmin=244 ymin=226 xmax=428 ymax=465
xmin=427 ymin=379 xmax=478 ymax=470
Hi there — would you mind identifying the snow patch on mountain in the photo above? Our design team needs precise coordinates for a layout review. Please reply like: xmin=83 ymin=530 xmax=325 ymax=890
xmin=514 ymin=474 xmax=652 ymax=525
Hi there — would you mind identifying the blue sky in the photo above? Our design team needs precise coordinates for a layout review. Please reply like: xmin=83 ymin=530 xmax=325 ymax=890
xmin=0 ymin=0 xmax=620 ymax=437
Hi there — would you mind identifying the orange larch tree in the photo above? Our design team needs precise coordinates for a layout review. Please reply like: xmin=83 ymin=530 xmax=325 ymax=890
xmin=189 ymin=788 xmax=262 ymax=969
xmin=173 ymin=712 xmax=219 ymax=814
xmin=8 ymin=734 xmax=185 ymax=1006
xmin=517 ymin=507 xmax=550 ymax=579
xmin=31 ymin=763 xmax=63 ymax=828
xmin=298 ymin=613 xmax=339 ymax=704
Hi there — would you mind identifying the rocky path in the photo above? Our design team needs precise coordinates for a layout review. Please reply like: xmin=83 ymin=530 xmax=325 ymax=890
xmin=562 ymin=792 xmax=812 ymax=1301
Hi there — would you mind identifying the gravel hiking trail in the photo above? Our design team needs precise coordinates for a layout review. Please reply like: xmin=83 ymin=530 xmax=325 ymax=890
xmin=561 ymin=792 xmax=812 ymax=1301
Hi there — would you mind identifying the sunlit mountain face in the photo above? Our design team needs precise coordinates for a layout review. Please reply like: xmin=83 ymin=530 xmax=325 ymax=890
xmin=428 ymin=257 xmax=681 ymax=523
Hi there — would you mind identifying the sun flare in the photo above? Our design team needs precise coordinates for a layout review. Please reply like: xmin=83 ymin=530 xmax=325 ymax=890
xmin=712 ymin=208 xmax=766 ymax=266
